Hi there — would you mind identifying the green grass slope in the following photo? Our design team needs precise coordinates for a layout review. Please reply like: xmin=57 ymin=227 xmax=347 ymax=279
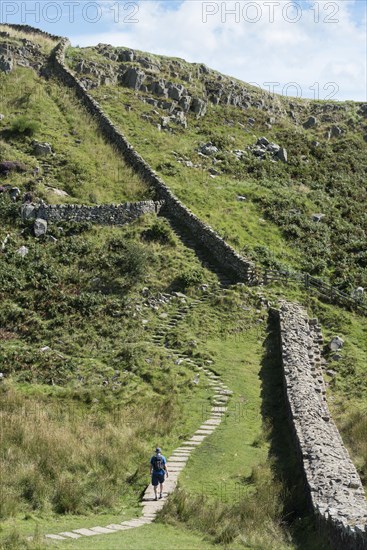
xmin=68 ymin=43 xmax=367 ymax=291
xmin=0 ymin=28 xmax=365 ymax=550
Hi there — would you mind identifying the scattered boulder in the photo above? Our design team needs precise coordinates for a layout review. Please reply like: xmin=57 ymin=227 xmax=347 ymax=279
xmin=303 ymin=116 xmax=317 ymax=129
xmin=21 ymin=203 xmax=36 ymax=220
xmin=150 ymin=79 xmax=168 ymax=97
xmin=179 ymin=95 xmax=192 ymax=112
xmin=256 ymin=137 xmax=269 ymax=147
xmin=45 ymin=187 xmax=69 ymax=197
xmin=191 ymin=97 xmax=207 ymax=117
xmin=237 ymin=195 xmax=246 ymax=201
xmin=1 ymin=233 xmax=10 ymax=251
xmin=200 ymin=143 xmax=218 ymax=156
xmin=352 ymin=287 xmax=364 ymax=300
xmin=17 ymin=245 xmax=29 ymax=258
xmin=40 ymin=346 xmax=51 ymax=352
xmin=199 ymin=64 xmax=210 ymax=75
xmin=249 ymin=139 xmax=286 ymax=162
xmin=168 ymin=84 xmax=185 ymax=101
xmin=118 ymin=49 xmax=134 ymax=62
xmin=267 ymin=142 xmax=281 ymax=154
xmin=0 ymin=114 xmax=4 ymax=121
xmin=160 ymin=111 xmax=187 ymax=129
xmin=33 ymin=141 xmax=53 ymax=157
xmin=34 ymin=218 xmax=48 ymax=237
xmin=0 ymin=55 xmax=13 ymax=73
xmin=326 ymin=369 xmax=336 ymax=377
xmin=329 ymin=336 xmax=344 ymax=351
xmin=275 ymin=147 xmax=288 ymax=163
xmin=172 ymin=111 xmax=187 ymax=128
xmin=120 ymin=67 xmax=146 ymax=90
xmin=233 ymin=149 xmax=246 ymax=159
xmin=327 ymin=125 xmax=342 ymax=139
xmin=9 ymin=187 xmax=20 ymax=201
xmin=161 ymin=116 xmax=170 ymax=129
xmin=312 ymin=213 xmax=325 ymax=223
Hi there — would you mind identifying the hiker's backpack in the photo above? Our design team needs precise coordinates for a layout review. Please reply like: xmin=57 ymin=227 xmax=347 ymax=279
xmin=153 ymin=453 xmax=164 ymax=471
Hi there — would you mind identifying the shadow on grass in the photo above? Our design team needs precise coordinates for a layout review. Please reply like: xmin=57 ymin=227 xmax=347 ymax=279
xmin=260 ymin=312 xmax=331 ymax=550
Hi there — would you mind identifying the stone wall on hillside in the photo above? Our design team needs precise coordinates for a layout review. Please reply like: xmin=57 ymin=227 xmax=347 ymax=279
xmin=48 ymin=39 xmax=257 ymax=284
xmin=23 ymin=201 xmax=163 ymax=225
xmin=276 ymin=301 xmax=367 ymax=550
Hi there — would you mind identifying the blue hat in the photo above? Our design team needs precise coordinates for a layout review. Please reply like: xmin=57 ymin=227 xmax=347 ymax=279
xmin=155 ymin=447 xmax=161 ymax=453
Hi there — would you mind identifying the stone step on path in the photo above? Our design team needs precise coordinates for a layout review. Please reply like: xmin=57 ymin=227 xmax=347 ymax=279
xmin=42 ymin=377 xmax=229 ymax=543
xmin=42 ymin=289 xmax=231 ymax=543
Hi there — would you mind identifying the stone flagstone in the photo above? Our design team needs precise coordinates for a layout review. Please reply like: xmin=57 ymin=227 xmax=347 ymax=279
xmin=90 ymin=526 xmax=118 ymax=534
xmin=73 ymin=528 xmax=100 ymax=536
xmin=59 ymin=532 xmax=82 ymax=539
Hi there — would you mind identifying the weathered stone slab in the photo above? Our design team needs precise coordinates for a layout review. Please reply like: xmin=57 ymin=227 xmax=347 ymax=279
xmin=90 ymin=526 xmax=117 ymax=534
xmin=105 ymin=524 xmax=133 ymax=530
xmin=73 ymin=528 xmax=99 ymax=536
xmin=59 ymin=531 xmax=82 ymax=539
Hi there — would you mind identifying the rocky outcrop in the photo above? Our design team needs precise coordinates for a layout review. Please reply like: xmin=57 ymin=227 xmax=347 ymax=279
xmin=190 ymin=97 xmax=207 ymax=117
xmin=276 ymin=302 xmax=367 ymax=550
xmin=120 ymin=66 xmax=146 ymax=91
xmin=303 ymin=116 xmax=317 ymax=129
xmin=250 ymin=137 xmax=288 ymax=162
xmin=0 ymin=38 xmax=46 ymax=72
xmin=33 ymin=141 xmax=53 ymax=156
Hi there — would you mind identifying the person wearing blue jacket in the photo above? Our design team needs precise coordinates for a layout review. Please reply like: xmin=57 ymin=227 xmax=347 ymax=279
xmin=150 ymin=447 xmax=169 ymax=500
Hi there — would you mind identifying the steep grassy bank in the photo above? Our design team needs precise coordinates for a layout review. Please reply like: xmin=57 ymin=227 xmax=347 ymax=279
xmin=0 ymin=67 xmax=148 ymax=204
xmin=68 ymin=43 xmax=367 ymax=290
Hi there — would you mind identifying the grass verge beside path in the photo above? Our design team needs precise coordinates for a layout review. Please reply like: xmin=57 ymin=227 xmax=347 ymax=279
xmin=57 ymin=523 xmax=217 ymax=550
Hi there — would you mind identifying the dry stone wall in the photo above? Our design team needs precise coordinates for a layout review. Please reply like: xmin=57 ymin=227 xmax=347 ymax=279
xmin=49 ymin=39 xmax=256 ymax=284
xmin=276 ymin=301 xmax=367 ymax=550
xmin=3 ymin=23 xmax=62 ymax=41
xmin=24 ymin=201 xmax=163 ymax=225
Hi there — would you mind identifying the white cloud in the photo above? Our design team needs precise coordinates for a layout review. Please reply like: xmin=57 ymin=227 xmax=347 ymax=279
xmin=70 ymin=0 xmax=367 ymax=101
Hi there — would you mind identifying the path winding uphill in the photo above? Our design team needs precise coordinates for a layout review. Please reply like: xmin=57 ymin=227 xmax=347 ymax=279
xmin=43 ymin=290 xmax=233 ymax=543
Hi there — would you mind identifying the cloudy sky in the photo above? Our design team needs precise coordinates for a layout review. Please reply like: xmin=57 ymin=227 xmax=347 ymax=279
xmin=2 ymin=1 xmax=366 ymax=100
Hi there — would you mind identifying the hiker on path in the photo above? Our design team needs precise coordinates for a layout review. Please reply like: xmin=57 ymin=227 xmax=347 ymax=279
xmin=150 ymin=447 xmax=168 ymax=500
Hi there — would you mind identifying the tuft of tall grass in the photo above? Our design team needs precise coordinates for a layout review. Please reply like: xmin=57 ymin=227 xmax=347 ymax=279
xmin=0 ymin=386 xmax=170 ymax=518
xmin=342 ymin=408 xmax=367 ymax=484
xmin=159 ymin=463 xmax=290 ymax=549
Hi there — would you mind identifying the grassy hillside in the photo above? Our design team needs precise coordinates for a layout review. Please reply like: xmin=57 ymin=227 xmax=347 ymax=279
xmin=67 ymin=44 xmax=367 ymax=291
xmin=0 ymin=68 xmax=148 ymax=204
xmin=65 ymin=40 xmax=367 ymax=495
xmin=0 ymin=28 xmax=366 ymax=550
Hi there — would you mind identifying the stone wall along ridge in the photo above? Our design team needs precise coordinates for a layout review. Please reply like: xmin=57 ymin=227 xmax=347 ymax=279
xmin=276 ymin=301 xmax=367 ymax=550
xmin=1 ymin=23 xmax=63 ymax=41
xmin=49 ymin=38 xmax=257 ymax=284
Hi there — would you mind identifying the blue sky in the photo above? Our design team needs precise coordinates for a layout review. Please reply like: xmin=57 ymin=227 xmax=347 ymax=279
xmin=1 ymin=1 xmax=366 ymax=100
